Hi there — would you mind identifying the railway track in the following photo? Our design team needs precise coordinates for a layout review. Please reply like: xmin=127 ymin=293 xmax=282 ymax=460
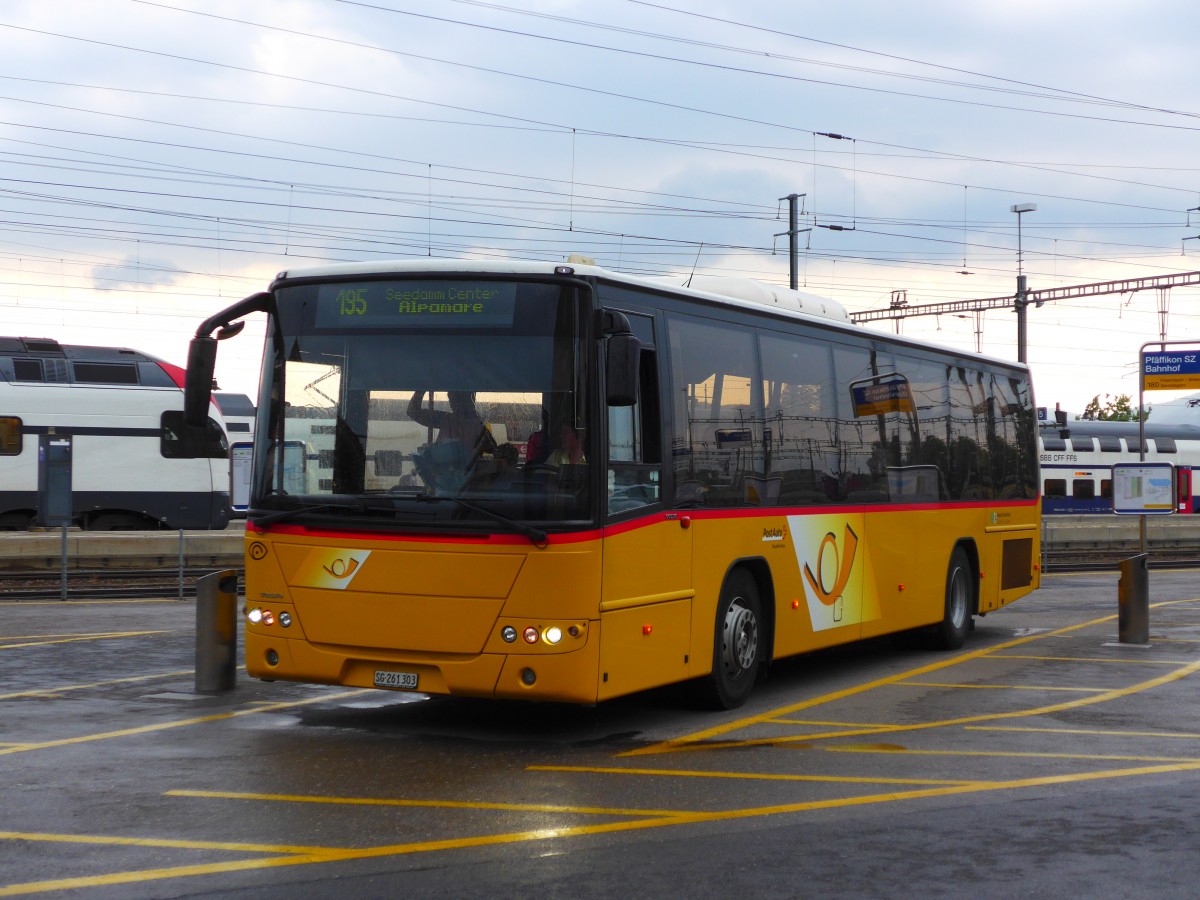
xmin=3 ymin=568 xmax=243 ymax=602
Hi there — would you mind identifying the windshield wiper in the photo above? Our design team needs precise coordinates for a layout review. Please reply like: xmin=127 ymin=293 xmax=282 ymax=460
xmin=410 ymin=492 xmax=548 ymax=547
xmin=250 ymin=500 xmax=386 ymax=527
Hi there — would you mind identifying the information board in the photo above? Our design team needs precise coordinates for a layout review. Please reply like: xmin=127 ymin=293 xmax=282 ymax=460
xmin=1112 ymin=462 xmax=1176 ymax=515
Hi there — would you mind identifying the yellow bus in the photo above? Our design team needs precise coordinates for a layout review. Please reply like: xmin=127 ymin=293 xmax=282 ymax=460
xmin=183 ymin=259 xmax=1040 ymax=708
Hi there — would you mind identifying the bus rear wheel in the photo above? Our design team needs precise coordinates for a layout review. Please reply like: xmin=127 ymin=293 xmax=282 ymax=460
xmin=931 ymin=546 xmax=974 ymax=650
xmin=701 ymin=570 xmax=762 ymax=710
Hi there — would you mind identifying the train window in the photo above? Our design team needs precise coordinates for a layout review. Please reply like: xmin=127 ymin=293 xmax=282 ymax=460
xmin=1124 ymin=438 xmax=1148 ymax=454
xmin=0 ymin=416 xmax=20 ymax=455
xmin=1043 ymin=478 xmax=1066 ymax=497
xmin=1042 ymin=436 xmax=1066 ymax=451
xmin=1072 ymin=479 xmax=1095 ymax=499
xmin=13 ymin=359 xmax=42 ymax=382
xmin=1100 ymin=479 xmax=1112 ymax=499
xmin=1070 ymin=437 xmax=1095 ymax=452
xmin=1154 ymin=437 xmax=1177 ymax=453
xmin=1098 ymin=436 xmax=1122 ymax=452
xmin=73 ymin=362 xmax=139 ymax=384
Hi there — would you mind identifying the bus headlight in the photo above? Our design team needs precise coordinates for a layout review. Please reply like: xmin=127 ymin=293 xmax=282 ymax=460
xmin=543 ymin=626 xmax=563 ymax=645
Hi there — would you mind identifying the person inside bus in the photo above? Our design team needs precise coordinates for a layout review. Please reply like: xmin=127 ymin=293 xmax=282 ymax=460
xmin=525 ymin=407 xmax=551 ymax=465
xmin=408 ymin=389 xmax=497 ymax=456
xmin=547 ymin=422 xmax=586 ymax=466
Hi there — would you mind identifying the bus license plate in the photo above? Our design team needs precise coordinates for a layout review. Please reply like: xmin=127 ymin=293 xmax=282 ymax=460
xmin=373 ymin=670 xmax=419 ymax=690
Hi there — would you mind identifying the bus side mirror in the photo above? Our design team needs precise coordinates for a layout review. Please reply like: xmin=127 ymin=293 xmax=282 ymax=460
xmin=184 ymin=336 xmax=218 ymax=430
xmin=606 ymin=333 xmax=640 ymax=407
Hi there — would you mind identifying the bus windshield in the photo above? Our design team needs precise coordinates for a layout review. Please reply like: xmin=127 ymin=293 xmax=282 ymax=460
xmin=253 ymin=277 xmax=592 ymax=528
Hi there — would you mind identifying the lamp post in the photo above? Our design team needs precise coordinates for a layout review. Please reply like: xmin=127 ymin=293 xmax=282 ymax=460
xmin=1011 ymin=202 xmax=1037 ymax=363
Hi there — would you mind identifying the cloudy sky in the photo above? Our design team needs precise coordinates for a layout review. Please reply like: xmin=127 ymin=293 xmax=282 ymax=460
xmin=4 ymin=0 xmax=1200 ymax=413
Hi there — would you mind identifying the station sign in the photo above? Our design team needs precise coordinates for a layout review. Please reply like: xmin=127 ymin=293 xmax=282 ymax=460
xmin=1142 ymin=351 xmax=1200 ymax=391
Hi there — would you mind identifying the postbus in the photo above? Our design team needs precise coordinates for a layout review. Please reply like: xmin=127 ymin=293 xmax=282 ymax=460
xmin=182 ymin=259 xmax=1041 ymax=708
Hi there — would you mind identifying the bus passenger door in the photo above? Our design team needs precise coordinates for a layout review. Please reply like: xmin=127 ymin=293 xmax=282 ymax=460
xmin=599 ymin=340 xmax=695 ymax=699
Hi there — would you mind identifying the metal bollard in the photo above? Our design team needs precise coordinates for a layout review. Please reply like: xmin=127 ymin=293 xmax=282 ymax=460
xmin=195 ymin=569 xmax=239 ymax=693
xmin=1118 ymin=553 xmax=1150 ymax=645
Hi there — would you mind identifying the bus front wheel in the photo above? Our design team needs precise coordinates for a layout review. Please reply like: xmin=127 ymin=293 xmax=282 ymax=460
xmin=701 ymin=570 xmax=762 ymax=710
xmin=932 ymin=546 xmax=974 ymax=650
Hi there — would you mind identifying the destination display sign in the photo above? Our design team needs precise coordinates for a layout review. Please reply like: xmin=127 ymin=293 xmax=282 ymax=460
xmin=315 ymin=281 xmax=518 ymax=329
xmin=1142 ymin=350 xmax=1200 ymax=391
xmin=851 ymin=377 xmax=914 ymax=417
xmin=1112 ymin=462 xmax=1176 ymax=515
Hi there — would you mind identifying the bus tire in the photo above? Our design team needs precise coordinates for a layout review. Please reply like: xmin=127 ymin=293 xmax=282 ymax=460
xmin=932 ymin=546 xmax=973 ymax=650
xmin=701 ymin=569 xmax=763 ymax=710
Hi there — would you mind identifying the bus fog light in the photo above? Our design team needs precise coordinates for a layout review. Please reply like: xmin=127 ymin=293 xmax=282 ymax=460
xmin=522 ymin=626 xmax=539 ymax=644
xmin=247 ymin=608 xmax=263 ymax=624
xmin=278 ymin=612 xmax=292 ymax=628
xmin=501 ymin=626 xmax=517 ymax=643
xmin=521 ymin=668 xmax=536 ymax=685
xmin=543 ymin=626 xmax=562 ymax=645
xmin=265 ymin=649 xmax=279 ymax=666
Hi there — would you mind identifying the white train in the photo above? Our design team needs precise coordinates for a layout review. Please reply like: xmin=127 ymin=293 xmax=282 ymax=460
xmin=0 ymin=337 xmax=232 ymax=530
xmin=1038 ymin=405 xmax=1200 ymax=514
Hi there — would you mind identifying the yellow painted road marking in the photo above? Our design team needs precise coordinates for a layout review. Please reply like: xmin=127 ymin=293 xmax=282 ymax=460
xmin=7 ymin=759 xmax=1200 ymax=896
xmin=767 ymin=719 xmax=896 ymax=727
xmin=895 ymin=681 xmax=1108 ymax=693
xmin=968 ymin=725 xmax=1200 ymax=740
xmin=985 ymin=654 xmax=1188 ymax=665
xmin=825 ymin=746 xmax=1199 ymax=763
xmin=166 ymin=790 xmax=692 ymax=819
xmin=0 ymin=671 xmax=193 ymax=701
xmin=0 ymin=690 xmax=370 ymax=757
xmin=0 ymin=830 xmax=338 ymax=855
xmin=528 ymin=764 xmax=980 ymax=788
xmin=623 ymin=609 xmax=1200 ymax=757
xmin=621 ymin=655 xmax=1200 ymax=755
xmin=620 ymin=614 xmax=1115 ymax=757
xmin=0 ymin=631 xmax=168 ymax=650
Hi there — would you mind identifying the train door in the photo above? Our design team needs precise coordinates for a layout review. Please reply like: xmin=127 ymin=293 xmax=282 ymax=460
xmin=1177 ymin=466 xmax=1193 ymax=514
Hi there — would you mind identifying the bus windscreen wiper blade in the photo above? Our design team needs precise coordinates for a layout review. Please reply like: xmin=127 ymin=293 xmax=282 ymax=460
xmin=250 ymin=500 xmax=386 ymax=527
xmin=412 ymin=492 xmax=548 ymax=546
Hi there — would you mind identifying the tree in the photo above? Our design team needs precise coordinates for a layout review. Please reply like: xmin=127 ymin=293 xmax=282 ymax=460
xmin=1078 ymin=393 xmax=1150 ymax=421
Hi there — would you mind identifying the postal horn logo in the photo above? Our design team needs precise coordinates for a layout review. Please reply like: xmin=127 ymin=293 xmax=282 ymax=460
xmin=803 ymin=524 xmax=859 ymax=607
xmin=302 ymin=549 xmax=371 ymax=589
xmin=322 ymin=557 xmax=361 ymax=579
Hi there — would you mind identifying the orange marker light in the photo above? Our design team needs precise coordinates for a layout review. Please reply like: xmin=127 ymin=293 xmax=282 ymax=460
xmin=643 ymin=624 xmax=653 ymax=635
xmin=792 ymin=599 xmax=800 ymax=609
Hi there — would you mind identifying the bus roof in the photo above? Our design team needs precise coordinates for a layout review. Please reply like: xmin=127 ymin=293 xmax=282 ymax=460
xmin=271 ymin=258 xmax=1030 ymax=374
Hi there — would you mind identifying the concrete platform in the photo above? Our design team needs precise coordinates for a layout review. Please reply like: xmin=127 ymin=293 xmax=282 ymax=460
xmin=0 ymin=526 xmax=245 ymax=570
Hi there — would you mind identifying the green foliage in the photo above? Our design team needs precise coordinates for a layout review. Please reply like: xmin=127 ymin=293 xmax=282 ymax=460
xmin=1078 ymin=393 xmax=1150 ymax=421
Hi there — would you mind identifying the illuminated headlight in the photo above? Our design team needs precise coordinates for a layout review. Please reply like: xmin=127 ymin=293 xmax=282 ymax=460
xmin=543 ymin=626 xmax=563 ymax=645
xmin=522 ymin=626 xmax=539 ymax=644
xmin=247 ymin=608 xmax=263 ymax=624
xmin=501 ymin=626 xmax=517 ymax=643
